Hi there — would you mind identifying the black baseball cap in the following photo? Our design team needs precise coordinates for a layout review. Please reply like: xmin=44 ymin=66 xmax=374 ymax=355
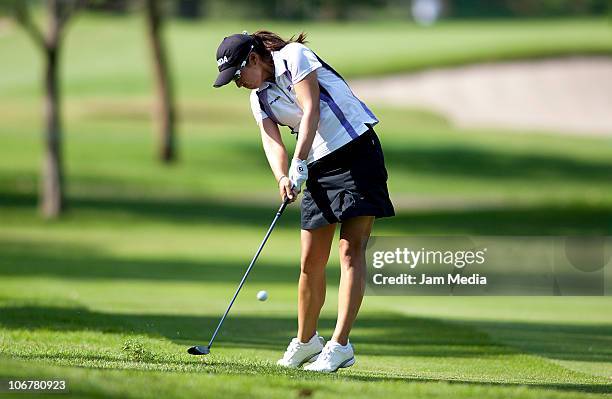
xmin=213 ymin=33 xmax=256 ymax=88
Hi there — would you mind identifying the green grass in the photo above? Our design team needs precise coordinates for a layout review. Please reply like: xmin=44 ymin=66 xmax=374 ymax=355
xmin=1 ymin=13 xmax=611 ymax=399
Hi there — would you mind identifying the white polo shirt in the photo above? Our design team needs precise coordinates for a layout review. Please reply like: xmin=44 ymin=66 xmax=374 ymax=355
xmin=249 ymin=42 xmax=379 ymax=165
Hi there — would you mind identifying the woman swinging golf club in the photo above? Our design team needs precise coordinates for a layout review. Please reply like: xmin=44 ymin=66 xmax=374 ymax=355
xmin=213 ymin=31 xmax=394 ymax=372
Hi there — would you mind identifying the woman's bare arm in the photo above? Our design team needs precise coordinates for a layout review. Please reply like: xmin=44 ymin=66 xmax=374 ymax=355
xmin=293 ymin=70 xmax=320 ymax=161
xmin=259 ymin=117 xmax=295 ymax=201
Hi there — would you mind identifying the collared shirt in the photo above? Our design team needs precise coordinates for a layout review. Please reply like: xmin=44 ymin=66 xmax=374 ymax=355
xmin=249 ymin=42 xmax=378 ymax=165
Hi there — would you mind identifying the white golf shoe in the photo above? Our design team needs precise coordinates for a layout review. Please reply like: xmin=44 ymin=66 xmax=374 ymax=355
xmin=303 ymin=340 xmax=355 ymax=373
xmin=276 ymin=333 xmax=325 ymax=368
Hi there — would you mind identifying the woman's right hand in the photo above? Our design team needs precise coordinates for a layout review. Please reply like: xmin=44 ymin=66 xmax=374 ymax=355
xmin=278 ymin=175 xmax=297 ymax=203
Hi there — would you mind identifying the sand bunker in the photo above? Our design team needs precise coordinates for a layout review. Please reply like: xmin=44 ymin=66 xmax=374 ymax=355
xmin=350 ymin=57 xmax=612 ymax=136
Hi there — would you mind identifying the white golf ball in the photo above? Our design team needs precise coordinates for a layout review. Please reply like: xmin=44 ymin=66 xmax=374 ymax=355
xmin=256 ymin=290 xmax=268 ymax=301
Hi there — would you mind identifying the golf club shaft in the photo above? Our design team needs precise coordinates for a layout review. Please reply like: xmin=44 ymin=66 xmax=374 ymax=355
xmin=206 ymin=198 xmax=290 ymax=350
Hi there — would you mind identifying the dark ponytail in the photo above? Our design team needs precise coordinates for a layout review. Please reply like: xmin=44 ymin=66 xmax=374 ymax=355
xmin=251 ymin=30 xmax=308 ymax=66
xmin=252 ymin=30 xmax=308 ymax=52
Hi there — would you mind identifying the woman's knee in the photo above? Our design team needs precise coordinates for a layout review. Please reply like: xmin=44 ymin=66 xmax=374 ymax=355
xmin=300 ymin=225 xmax=335 ymax=274
xmin=300 ymin=251 xmax=328 ymax=274
xmin=338 ymin=237 xmax=367 ymax=267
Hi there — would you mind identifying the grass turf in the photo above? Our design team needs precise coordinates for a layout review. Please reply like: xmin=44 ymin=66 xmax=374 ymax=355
xmin=0 ymin=13 xmax=611 ymax=399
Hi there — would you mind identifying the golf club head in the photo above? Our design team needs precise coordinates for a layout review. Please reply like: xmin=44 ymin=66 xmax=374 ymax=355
xmin=187 ymin=345 xmax=210 ymax=355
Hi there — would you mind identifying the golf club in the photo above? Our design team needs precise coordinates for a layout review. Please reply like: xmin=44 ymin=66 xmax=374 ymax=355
xmin=187 ymin=196 xmax=291 ymax=355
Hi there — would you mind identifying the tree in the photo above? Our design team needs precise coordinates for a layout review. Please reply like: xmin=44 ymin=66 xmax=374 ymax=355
xmin=144 ymin=0 xmax=176 ymax=163
xmin=12 ymin=0 xmax=85 ymax=218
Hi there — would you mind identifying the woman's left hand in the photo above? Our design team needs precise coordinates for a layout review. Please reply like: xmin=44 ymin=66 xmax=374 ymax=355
xmin=279 ymin=175 xmax=297 ymax=203
xmin=288 ymin=158 xmax=308 ymax=194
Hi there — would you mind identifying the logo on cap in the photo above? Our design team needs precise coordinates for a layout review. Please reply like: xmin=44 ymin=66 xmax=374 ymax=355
xmin=217 ymin=56 xmax=229 ymax=67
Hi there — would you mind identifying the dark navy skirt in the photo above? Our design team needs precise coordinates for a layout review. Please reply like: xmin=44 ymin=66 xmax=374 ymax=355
xmin=300 ymin=126 xmax=395 ymax=230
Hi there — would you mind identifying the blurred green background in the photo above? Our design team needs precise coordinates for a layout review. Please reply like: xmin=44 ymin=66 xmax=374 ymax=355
xmin=0 ymin=1 xmax=611 ymax=398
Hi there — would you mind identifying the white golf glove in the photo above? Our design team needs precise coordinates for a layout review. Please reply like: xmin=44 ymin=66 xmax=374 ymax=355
xmin=288 ymin=158 xmax=308 ymax=194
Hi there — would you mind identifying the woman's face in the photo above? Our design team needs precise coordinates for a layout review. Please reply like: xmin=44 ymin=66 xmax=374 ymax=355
xmin=235 ymin=53 xmax=267 ymax=90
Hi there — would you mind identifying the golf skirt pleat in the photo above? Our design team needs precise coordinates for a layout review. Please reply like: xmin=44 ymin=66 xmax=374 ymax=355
xmin=301 ymin=126 xmax=395 ymax=230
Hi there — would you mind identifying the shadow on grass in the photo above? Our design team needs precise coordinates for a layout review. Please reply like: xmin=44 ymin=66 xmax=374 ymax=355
xmin=382 ymin=146 xmax=612 ymax=184
xmin=0 ymin=192 xmax=302 ymax=229
xmin=1 ymin=305 xmax=611 ymax=393
xmin=347 ymin=374 xmax=612 ymax=395
xmin=0 ymin=240 xmax=308 ymax=284
xmin=462 ymin=319 xmax=612 ymax=363
xmin=1 ymin=305 xmax=611 ymax=364
xmin=2 ymin=191 xmax=611 ymax=234
xmin=382 ymin=203 xmax=612 ymax=235
xmin=227 ymin=137 xmax=612 ymax=184
xmin=0 ymin=305 xmax=509 ymax=358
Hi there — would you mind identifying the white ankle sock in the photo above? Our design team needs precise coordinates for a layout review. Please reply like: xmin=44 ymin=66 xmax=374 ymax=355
xmin=330 ymin=339 xmax=350 ymax=349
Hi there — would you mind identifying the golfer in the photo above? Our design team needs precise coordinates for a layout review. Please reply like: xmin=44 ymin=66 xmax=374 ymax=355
xmin=213 ymin=31 xmax=394 ymax=372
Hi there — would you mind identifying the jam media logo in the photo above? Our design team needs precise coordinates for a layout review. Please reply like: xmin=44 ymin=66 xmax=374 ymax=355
xmin=365 ymin=236 xmax=494 ymax=296
xmin=366 ymin=236 xmax=612 ymax=296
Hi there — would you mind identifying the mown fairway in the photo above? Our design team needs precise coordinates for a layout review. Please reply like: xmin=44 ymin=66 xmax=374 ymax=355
xmin=0 ymin=14 xmax=611 ymax=398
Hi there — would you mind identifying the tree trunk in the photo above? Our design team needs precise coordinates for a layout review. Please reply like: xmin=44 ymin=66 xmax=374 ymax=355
xmin=40 ymin=0 xmax=64 ymax=218
xmin=145 ymin=0 xmax=176 ymax=163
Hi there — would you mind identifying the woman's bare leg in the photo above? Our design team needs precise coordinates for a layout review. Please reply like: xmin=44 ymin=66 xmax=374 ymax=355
xmin=331 ymin=216 xmax=374 ymax=345
xmin=297 ymin=223 xmax=336 ymax=342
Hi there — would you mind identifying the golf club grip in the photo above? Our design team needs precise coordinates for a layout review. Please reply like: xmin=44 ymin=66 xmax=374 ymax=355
xmin=206 ymin=199 xmax=289 ymax=349
xmin=279 ymin=196 xmax=290 ymax=214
